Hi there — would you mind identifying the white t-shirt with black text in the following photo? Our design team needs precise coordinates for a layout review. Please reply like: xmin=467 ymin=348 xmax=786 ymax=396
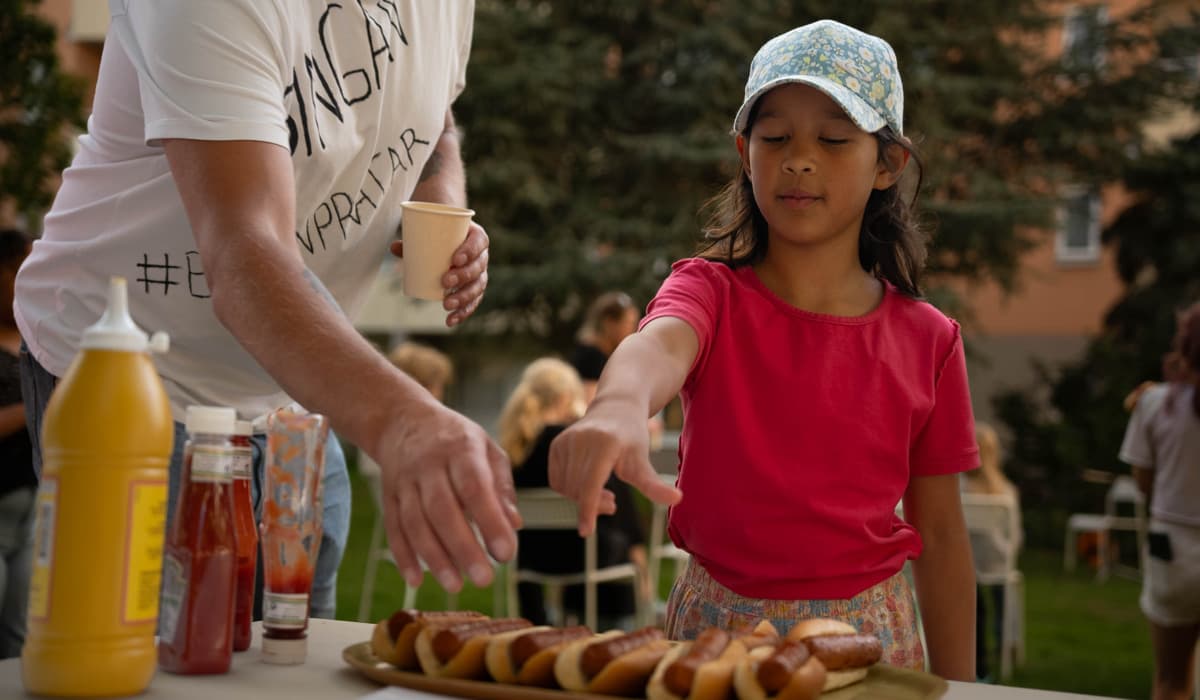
xmin=16 ymin=0 xmax=473 ymax=419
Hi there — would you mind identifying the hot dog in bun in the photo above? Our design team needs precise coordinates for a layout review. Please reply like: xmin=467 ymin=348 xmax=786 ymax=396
xmin=648 ymin=621 xmax=779 ymax=700
xmin=370 ymin=609 xmax=484 ymax=669
xmin=485 ymin=625 xmax=593 ymax=686
xmin=414 ymin=617 xmax=533 ymax=679
xmin=785 ymin=619 xmax=882 ymax=692
xmin=554 ymin=627 xmax=674 ymax=696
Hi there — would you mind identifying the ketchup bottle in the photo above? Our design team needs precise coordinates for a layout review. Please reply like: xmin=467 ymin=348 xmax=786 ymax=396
xmin=158 ymin=406 xmax=238 ymax=674
xmin=230 ymin=420 xmax=257 ymax=652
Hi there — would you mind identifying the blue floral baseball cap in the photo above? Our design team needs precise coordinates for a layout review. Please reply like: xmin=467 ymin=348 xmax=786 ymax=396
xmin=732 ymin=20 xmax=904 ymax=137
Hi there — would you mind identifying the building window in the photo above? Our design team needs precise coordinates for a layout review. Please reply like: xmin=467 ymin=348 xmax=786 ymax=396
xmin=1056 ymin=188 xmax=1102 ymax=264
xmin=1063 ymin=5 xmax=1107 ymax=69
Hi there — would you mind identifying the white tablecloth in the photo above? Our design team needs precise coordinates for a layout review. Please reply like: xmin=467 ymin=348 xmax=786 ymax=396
xmin=0 ymin=619 xmax=1114 ymax=700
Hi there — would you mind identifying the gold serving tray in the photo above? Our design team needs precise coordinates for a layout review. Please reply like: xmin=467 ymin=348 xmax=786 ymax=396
xmin=342 ymin=641 xmax=947 ymax=700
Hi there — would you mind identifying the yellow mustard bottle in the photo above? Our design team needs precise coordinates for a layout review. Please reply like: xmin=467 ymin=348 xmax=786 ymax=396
xmin=22 ymin=276 xmax=173 ymax=697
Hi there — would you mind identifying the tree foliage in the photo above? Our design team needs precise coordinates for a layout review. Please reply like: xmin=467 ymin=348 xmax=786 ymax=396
xmin=0 ymin=0 xmax=86 ymax=221
xmin=455 ymin=0 xmax=1195 ymax=349
xmin=997 ymin=120 xmax=1200 ymax=538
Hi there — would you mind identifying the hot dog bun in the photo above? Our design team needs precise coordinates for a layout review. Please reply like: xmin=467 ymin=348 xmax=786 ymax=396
xmin=647 ymin=637 xmax=746 ymax=700
xmin=733 ymin=645 xmax=825 ymax=700
xmin=785 ymin=619 xmax=855 ymax=641
xmin=646 ymin=621 xmax=780 ymax=700
xmin=554 ymin=628 xmax=673 ymax=696
xmin=554 ymin=630 xmax=625 ymax=691
xmin=371 ymin=609 xmax=484 ymax=669
xmin=415 ymin=618 xmax=533 ymax=679
xmin=485 ymin=625 xmax=595 ymax=687
xmin=786 ymin=619 xmax=882 ymax=692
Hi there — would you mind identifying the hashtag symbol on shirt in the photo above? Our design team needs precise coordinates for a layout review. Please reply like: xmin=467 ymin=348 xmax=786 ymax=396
xmin=136 ymin=253 xmax=181 ymax=295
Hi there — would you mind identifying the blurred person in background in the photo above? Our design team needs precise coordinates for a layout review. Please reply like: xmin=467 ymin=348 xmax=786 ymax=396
xmin=0 ymin=228 xmax=32 ymax=658
xmin=961 ymin=422 xmax=1023 ymax=683
xmin=499 ymin=357 xmax=650 ymax=630
xmin=571 ymin=291 xmax=664 ymax=447
xmin=389 ymin=342 xmax=454 ymax=403
xmin=1119 ymin=302 xmax=1200 ymax=700
xmin=570 ymin=292 xmax=641 ymax=405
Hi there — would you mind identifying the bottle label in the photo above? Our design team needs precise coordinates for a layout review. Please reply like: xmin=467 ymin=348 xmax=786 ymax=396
xmin=28 ymin=477 xmax=58 ymax=621
xmin=263 ymin=592 xmax=308 ymax=629
xmin=123 ymin=480 xmax=167 ymax=624
xmin=159 ymin=552 xmax=188 ymax=643
xmin=232 ymin=448 xmax=253 ymax=479
xmin=191 ymin=444 xmax=234 ymax=483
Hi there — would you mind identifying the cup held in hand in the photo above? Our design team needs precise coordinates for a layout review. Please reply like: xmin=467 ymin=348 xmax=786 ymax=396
xmin=400 ymin=201 xmax=475 ymax=301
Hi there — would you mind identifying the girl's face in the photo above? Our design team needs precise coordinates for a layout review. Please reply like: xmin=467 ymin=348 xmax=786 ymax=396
xmin=739 ymin=84 xmax=901 ymax=251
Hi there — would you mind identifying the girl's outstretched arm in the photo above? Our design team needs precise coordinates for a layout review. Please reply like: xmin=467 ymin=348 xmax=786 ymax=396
xmin=903 ymin=473 xmax=976 ymax=681
xmin=549 ymin=316 xmax=698 ymax=536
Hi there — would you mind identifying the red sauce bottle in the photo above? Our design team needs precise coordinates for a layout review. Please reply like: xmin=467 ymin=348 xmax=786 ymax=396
xmin=158 ymin=406 xmax=238 ymax=675
xmin=260 ymin=411 xmax=328 ymax=665
xmin=230 ymin=420 xmax=257 ymax=652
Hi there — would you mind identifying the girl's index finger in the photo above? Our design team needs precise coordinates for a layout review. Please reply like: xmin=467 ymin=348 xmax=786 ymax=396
xmin=575 ymin=444 xmax=621 ymax=537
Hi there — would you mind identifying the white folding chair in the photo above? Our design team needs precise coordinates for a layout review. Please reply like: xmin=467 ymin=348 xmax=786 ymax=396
xmin=356 ymin=451 xmax=458 ymax=621
xmin=962 ymin=492 xmax=1025 ymax=681
xmin=1063 ymin=474 xmax=1147 ymax=581
xmin=502 ymin=488 xmax=650 ymax=631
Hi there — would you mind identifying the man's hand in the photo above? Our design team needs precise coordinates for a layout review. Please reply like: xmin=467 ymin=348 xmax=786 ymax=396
xmin=375 ymin=401 xmax=520 ymax=592
xmin=389 ymin=220 xmax=488 ymax=327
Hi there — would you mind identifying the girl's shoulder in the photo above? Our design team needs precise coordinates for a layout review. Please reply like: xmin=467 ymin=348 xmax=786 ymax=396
xmin=667 ymin=256 xmax=738 ymax=280
xmin=884 ymin=290 xmax=963 ymax=346
xmin=664 ymin=257 xmax=763 ymax=296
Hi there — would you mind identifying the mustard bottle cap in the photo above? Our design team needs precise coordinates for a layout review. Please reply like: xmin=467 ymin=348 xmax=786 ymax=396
xmin=80 ymin=277 xmax=170 ymax=353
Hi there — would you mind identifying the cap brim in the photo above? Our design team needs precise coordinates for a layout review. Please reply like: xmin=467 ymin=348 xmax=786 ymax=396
xmin=731 ymin=75 xmax=886 ymax=135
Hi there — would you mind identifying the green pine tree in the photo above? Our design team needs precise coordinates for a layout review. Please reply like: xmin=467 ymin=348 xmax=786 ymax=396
xmin=0 ymin=0 xmax=86 ymax=223
xmin=456 ymin=1 xmax=1196 ymax=351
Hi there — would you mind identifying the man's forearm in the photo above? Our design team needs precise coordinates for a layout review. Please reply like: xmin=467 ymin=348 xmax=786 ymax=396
xmin=205 ymin=230 xmax=436 ymax=458
xmin=409 ymin=110 xmax=466 ymax=207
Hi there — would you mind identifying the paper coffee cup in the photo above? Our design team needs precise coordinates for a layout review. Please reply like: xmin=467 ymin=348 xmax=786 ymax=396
xmin=399 ymin=201 xmax=475 ymax=301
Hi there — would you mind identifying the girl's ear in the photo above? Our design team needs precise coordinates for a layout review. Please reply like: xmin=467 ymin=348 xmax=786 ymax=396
xmin=874 ymin=143 xmax=910 ymax=190
xmin=736 ymin=134 xmax=750 ymax=176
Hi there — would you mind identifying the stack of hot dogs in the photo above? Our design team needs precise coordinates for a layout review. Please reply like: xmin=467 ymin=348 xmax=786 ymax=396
xmin=370 ymin=611 xmax=883 ymax=699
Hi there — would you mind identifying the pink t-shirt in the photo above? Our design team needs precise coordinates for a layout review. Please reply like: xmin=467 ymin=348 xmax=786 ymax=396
xmin=643 ymin=258 xmax=979 ymax=600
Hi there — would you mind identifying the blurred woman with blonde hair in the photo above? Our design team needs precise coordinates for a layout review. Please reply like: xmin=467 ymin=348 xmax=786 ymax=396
xmin=499 ymin=357 xmax=649 ymax=630
xmin=962 ymin=422 xmax=1023 ymax=682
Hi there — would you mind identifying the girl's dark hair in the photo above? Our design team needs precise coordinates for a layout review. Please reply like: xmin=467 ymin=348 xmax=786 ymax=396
xmin=697 ymin=118 xmax=928 ymax=299
xmin=1166 ymin=302 xmax=1200 ymax=418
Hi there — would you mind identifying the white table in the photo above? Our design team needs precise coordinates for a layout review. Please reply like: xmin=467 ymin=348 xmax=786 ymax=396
xmin=0 ymin=619 xmax=1114 ymax=700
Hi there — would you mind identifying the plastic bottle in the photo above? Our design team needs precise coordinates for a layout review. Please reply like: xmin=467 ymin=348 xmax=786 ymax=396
xmin=157 ymin=406 xmax=238 ymax=674
xmin=230 ymin=419 xmax=257 ymax=652
xmin=260 ymin=410 xmax=328 ymax=665
xmin=21 ymin=277 xmax=173 ymax=697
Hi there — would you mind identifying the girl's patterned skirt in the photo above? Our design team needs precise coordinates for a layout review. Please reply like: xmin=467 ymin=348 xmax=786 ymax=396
xmin=664 ymin=560 xmax=926 ymax=670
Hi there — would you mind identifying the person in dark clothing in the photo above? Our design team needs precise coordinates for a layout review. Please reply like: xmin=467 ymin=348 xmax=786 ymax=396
xmin=0 ymin=228 xmax=33 ymax=658
xmin=499 ymin=357 xmax=649 ymax=630
xmin=570 ymin=292 xmax=640 ymax=405
xmin=570 ymin=291 xmax=664 ymax=447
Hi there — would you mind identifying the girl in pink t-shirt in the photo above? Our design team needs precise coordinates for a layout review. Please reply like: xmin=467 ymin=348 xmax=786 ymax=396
xmin=549 ymin=20 xmax=978 ymax=681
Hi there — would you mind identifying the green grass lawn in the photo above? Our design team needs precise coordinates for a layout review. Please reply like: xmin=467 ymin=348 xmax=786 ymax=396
xmin=334 ymin=468 xmax=1155 ymax=699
